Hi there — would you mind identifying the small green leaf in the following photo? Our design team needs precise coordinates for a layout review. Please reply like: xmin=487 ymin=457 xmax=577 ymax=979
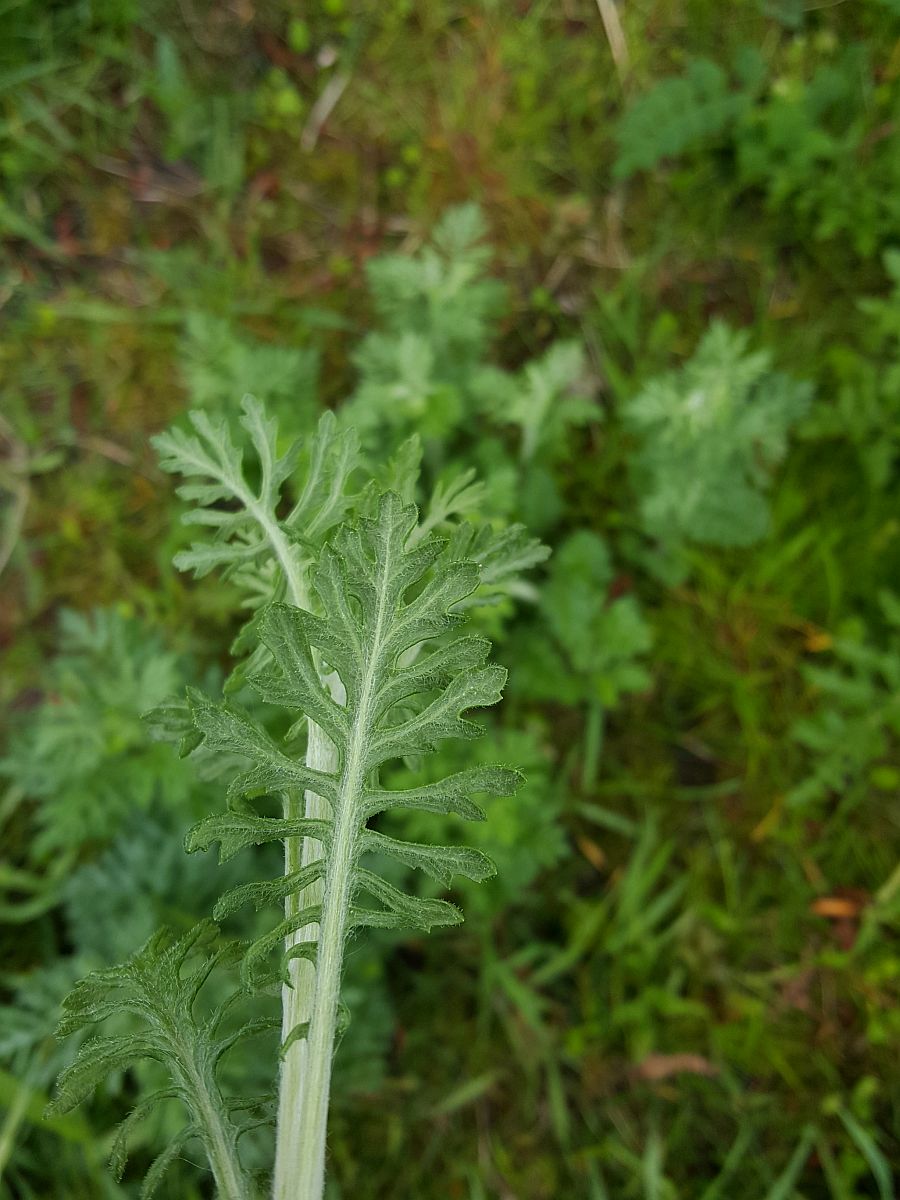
xmin=185 ymin=813 xmax=332 ymax=863
xmin=363 ymin=765 xmax=520 ymax=820
xmin=360 ymin=829 xmax=496 ymax=885
xmin=142 ymin=697 xmax=204 ymax=757
xmin=372 ymin=664 xmax=507 ymax=766
xmin=282 ymin=940 xmax=318 ymax=971
xmin=251 ymin=604 xmax=350 ymax=748
xmin=279 ymin=1022 xmax=310 ymax=1060
xmin=109 ymin=1089 xmax=178 ymax=1180
xmin=187 ymin=690 xmax=336 ymax=803
xmin=213 ymin=1017 xmax=281 ymax=1065
xmin=352 ymin=869 xmax=463 ymax=931
xmin=141 ymin=1125 xmax=198 ymax=1200
xmin=243 ymin=906 xmax=322 ymax=986
xmin=48 ymin=1034 xmax=162 ymax=1115
xmin=213 ymin=862 xmax=325 ymax=920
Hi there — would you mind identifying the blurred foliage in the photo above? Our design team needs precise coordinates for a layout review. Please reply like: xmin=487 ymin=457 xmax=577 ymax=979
xmin=0 ymin=609 xmax=206 ymax=858
xmin=2 ymin=0 xmax=900 ymax=1197
xmin=624 ymin=322 xmax=812 ymax=559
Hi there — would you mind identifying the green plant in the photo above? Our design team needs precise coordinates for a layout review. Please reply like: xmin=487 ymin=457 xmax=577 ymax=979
xmin=344 ymin=204 xmax=507 ymax=445
xmin=614 ymin=56 xmax=758 ymax=180
xmin=787 ymin=592 xmax=900 ymax=815
xmin=342 ymin=204 xmax=595 ymax=533
xmin=0 ymin=608 xmax=202 ymax=860
xmin=806 ymin=248 xmax=900 ymax=488
xmin=615 ymin=40 xmax=900 ymax=257
xmin=47 ymin=398 xmax=528 ymax=1200
xmin=623 ymin=322 xmax=811 ymax=559
xmin=514 ymin=530 xmax=652 ymax=787
xmin=179 ymin=312 xmax=319 ymax=426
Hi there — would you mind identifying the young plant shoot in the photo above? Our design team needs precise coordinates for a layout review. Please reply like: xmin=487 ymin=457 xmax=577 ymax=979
xmin=48 ymin=398 xmax=528 ymax=1200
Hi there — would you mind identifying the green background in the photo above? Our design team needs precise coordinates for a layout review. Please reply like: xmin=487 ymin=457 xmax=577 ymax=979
xmin=2 ymin=1 xmax=900 ymax=1196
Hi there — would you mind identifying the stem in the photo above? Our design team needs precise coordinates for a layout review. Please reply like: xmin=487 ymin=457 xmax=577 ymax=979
xmin=259 ymin=519 xmax=328 ymax=1196
xmin=261 ymin=503 xmax=351 ymax=1199
xmin=275 ymin=526 xmax=393 ymax=1200
xmin=186 ymin=1059 xmax=251 ymax=1200
xmin=282 ymin=763 xmax=357 ymax=1199
xmin=272 ymin=715 xmax=339 ymax=1198
xmin=206 ymin=1119 xmax=249 ymax=1200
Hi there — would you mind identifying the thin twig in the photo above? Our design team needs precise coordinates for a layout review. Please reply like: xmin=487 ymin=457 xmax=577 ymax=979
xmin=74 ymin=434 xmax=135 ymax=467
xmin=594 ymin=0 xmax=630 ymax=85
xmin=301 ymin=72 xmax=351 ymax=153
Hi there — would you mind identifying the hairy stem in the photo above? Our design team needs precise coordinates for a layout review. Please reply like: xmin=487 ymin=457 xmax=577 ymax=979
xmin=263 ymin=510 xmax=344 ymax=1198
xmin=272 ymin=715 xmax=339 ymax=1198
xmin=184 ymin=1056 xmax=250 ymax=1200
xmin=281 ymin=523 xmax=394 ymax=1199
xmin=285 ymin=761 xmax=357 ymax=1199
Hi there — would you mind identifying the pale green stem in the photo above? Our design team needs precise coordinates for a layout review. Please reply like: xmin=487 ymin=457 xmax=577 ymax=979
xmin=256 ymin=503 xmax=349 ymax=1198
xmin=183 ymin=1055 xmax=251 ymax=1200
xmin=273 ymin=701 xmax=341 ymax=1198
xmin=279 ymin=529 xmax=393 ymax=1200
xmin=204 ymin=1114 xmax=250 ymax=1200
xmin=177 ymin=448 xmax=348 ymax=1191
xmin=282 ymin=757 xmax=357 ymax=1199
xmin=239 ymin=500 xmax=329 ymax=1195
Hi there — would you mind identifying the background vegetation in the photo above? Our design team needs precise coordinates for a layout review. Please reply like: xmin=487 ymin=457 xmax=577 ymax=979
xmin=2 ymin=1 xmax=900 ymax=1196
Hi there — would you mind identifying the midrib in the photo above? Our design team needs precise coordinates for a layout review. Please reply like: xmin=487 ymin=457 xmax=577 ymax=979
xmin=275 ymin=541 xmax=394 ymax=1199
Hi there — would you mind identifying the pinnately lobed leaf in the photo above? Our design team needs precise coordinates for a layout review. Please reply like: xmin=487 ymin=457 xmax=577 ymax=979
xmin=178 ymin=490 xmax=520 ymax=1198
xmin=52 ymin=409 xmax=527 ymax=1200
xmin=151 ymin=395 xmax=359 ymax=605
xmin=47 ymin=922 xmax=262 ymax=1200
xmin=184 ymin=491 xmax=520 ymax=986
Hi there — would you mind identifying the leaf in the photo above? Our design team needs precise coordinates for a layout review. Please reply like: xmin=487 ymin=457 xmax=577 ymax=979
xmin=0 ymin=608 xmax=196 ymax=857
xmin=624 ymin=323 xmax=811 ymax=550
xmin=763 ymin=1127 xmax=818 ymax=1200
xmin=179 ymin=311 xmax=319 ymax=426
xmin=243 ymin=906 xmax=322 ymax=986
xmin=212 ymin=1016 xmax=281 ymax=1065
xmin=142 ymin=1125 xmax=198 ymax=1200
xmin=285 ymin=410 xmax=360 ymax=543
xmin=49 ymin=1034 xmax=163 ymax=1115
xmin=213 ymin=862 xmax=325 ymax=920
xmin=464 ymin=523 xmax=551 ymax=588
xmin=351 ymin=870 xmax=463 ymax=931
xmin=415 ymin=468 xmax=487 ymax=542
xmin=362 ymin=764 xmax=521 ymax=820
xmin=153 ymin=397 xmax=359 ymax=604
xmin=143 ymin=695 xmax=205 ymax=757
xmin=248 ymin=604 xmax=350 ymax=747
xmin=371 ymin=664 xmax=507 ymax=767
xmin=279 ymin=1023 xmax=310 ymax=1060
xmin=186 ymin=688 xmax=336 ymax=802
xmin=505 ymin=341 xmax=594 ymax=461
xmin=50 ymin=924 xmax=253 ymax=1196
xmin=360 ymin=829 xmax=496 ymax=886
xmin=837 ymin=1109 xmax=893 ymax=1200
xmin=109 ymin=1089 xmax=178 ymax=1180
xmin=196 ymin=492 xmax=517 ymax=972
xmin=185 ymin=812 xmax=332 ymax=863
xmin=343 ymin=203 xmax=506 ymax=444
xmin=614 ymin=57 xmax=750 ymax=178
